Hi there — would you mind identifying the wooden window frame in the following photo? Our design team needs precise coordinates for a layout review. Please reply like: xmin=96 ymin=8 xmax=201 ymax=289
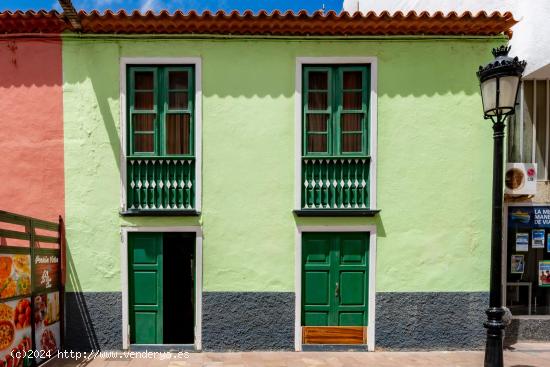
xmin=128 ymin=65 xmax=195 ymax=158
xmin=302 ymin=65 xmax=370 ymax=158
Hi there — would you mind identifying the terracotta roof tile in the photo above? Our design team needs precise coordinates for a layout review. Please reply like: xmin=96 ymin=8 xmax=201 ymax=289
xmin=0 ymin=10 xmax=67 ymax=33
xmin=0 ymin=9 xmax=516 ymax=37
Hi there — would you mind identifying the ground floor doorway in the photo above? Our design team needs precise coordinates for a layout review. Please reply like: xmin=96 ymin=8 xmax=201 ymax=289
xmin=301 ymin=232 xmax=370 ymax=345
xmin=128 ymin=232 xmax=195 ymax=345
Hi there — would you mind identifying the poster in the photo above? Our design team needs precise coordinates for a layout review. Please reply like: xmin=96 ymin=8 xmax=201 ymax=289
xmin=0 ymin=255 xmax=31 ymax=300
xmin=516 ymin=233 xmax=529 ymax=252
xmin=532 ymin=229 xmax=546 ymax=248
xmin=539 ymin=261 xmax=550 ymax=287
xmin=511 ymin=255 xmax=525 ymax=274
xmin=32 ymin=253 xmax=59 ymax=293
xmin=0 ymin=297 xmax=32 ymax=367
xmin=547 ymin=233 xmax=550 ymax=253
xmin=33 ymin=292 xmax=60 ymax=363
xmin=509 ymin=206 xmax=550 ymax=228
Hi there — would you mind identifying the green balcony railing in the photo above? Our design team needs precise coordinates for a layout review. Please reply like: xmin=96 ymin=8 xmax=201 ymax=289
xmin=127 ymin=158 xmax=195 ymax=210
xmin=302 ymin=158 xmax=370 ymax=209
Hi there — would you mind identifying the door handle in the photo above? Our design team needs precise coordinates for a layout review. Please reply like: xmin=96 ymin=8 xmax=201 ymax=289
xmin=335 ymin=282 xmax=340 ymax=298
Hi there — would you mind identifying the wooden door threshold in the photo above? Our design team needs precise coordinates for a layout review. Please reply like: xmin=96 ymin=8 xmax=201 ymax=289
xmin=301 ymin=344 xmax=369 ymax=352
xmin=302 ymin=326 xmax=367 ymax=345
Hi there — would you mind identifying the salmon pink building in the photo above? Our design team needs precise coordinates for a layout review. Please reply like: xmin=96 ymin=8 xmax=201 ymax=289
xmin=0 ymin=11 xmax=66 ymax=222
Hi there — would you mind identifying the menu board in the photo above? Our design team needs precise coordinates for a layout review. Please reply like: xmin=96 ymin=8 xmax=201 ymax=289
xmin=0 ymin=255 xmax=31 ymax=300
xmin=33 ymin=292 xmax=60 ymax=363
xmin=0 ymin=297 xmax=32 ymax=367
xmin=32 ymin=253 xmax=59 ymax=293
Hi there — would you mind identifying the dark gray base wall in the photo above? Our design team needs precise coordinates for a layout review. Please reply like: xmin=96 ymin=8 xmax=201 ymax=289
xmin=65 ymin=291 xmax=508 ymax=352
xmin=202 ymin=292 xmax=294 ymax=351
xmin=505 ymin=317 xmax=550 ymax=345
xmin=375 ymin=292 xmax=489 ymax=350
xmin=65 ymin=291 xmax=123 ymax=351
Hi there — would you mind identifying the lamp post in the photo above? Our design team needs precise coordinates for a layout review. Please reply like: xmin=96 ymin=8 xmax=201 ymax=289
xmin=476 ymin=46 xmax=526 ymax=367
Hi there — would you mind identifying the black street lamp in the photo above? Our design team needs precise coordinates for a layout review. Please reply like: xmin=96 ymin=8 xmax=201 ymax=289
xmin=477 ymin=46 xmax=526 ymax=367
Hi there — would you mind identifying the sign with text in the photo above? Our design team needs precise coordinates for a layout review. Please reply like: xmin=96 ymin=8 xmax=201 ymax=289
xmin=509 ymin=206 xmax=550 ymax=228
xmin=32 ymin=251 xmax=60 ymax=293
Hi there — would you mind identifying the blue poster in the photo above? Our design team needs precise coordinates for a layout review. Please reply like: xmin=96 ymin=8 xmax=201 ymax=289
xmin=548 ymin=233 xmax=550 ymax=253
xmin=509 ymin=206 xmax=550 ymax=229
xmin=516 ymin=233 xmax=529 ymax=252
xmin=533 ymin=229 xmax=545 ymax=249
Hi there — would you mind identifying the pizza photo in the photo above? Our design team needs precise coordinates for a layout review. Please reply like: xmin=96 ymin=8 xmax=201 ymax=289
xmin=0 ymin=321 xmax=14 ymax=350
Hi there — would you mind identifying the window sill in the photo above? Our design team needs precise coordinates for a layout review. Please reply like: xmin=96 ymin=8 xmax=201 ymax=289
xmin=293 ymin=209 xmax=380 ymax=217
xmin=120 ymin=209 xmax=200 ymax=217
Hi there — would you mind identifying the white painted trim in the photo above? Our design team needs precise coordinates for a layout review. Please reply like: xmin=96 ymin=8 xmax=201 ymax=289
xmin=294 ymin=57 xmax=378 ymax=210
xmin=120 ymin=226 xmax=203 ymax=351
xmin=294 ymin=225 xmax=377 ymax=352
xmin=519 ymin=83 xmax=524 ymax=162
xmin=533 ymin=81 xmax=537 ymax=163
xmin=119 ymin=57 xmax=203 ymax=211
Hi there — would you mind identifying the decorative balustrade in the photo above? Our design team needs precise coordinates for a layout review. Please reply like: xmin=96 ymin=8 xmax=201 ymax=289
xmin=127 ymin=158 xmax=195 ymax=210
xmin=302 ymin=158 xmax=370 ymax=209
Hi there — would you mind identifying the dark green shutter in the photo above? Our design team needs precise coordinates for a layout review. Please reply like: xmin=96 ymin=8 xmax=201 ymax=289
xmin=129 ymin=233 xmax=163 ymax=344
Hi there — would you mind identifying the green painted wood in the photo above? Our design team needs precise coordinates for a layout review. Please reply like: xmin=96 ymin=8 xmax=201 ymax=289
xmin=301 ymin=158 xmax=369 ymax=209
xmin=302 ymin=65 xmax=370 ymax=210
xmin=128 ymin=66 xmax=194 ymax=157
xmin=302 ymin=232 xmax=369 ymax=327
xmin=129 ymin=232 xmax=163 ymax=344
xmin=127 ymin=66 xmax=195 ymax=211
xmin=127 ymin=158 xmax=195 ymax=210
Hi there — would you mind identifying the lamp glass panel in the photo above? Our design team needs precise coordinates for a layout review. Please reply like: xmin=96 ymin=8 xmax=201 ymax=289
xmin=499 ymin=75 xmax=520 ymax=111
xmin=481 ymin=78 xmax=497 ymax=115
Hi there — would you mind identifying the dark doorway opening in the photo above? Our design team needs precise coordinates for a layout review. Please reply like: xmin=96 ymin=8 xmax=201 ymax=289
xmin=163 ymin=232 xmax=195 ymax=344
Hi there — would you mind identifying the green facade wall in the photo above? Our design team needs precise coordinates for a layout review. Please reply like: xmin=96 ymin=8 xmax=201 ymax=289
xmin=62 ymin=36 xmax=502 ymax=294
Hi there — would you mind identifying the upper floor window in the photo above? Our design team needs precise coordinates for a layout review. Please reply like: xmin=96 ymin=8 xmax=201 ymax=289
xmin=129 ymin=66 xmax=194 ymax=156
xmin=303 ymin=66 xmax=370 ymax=156
xmin=125 ymin=65 xmax=196 ymax=212
xmin=300 ymin=65 xmax=372 ymax=211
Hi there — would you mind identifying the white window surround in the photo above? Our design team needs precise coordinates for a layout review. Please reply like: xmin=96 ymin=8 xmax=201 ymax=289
xmin=294 ymin=225 xmax=377 ymax=351
xmin=120 ymin=226 xmax=204 ymax=350
xmin=119 ymin=57 xmax=203 ymax=212
xmin=294 ymin=57 xmax=378 ymax=210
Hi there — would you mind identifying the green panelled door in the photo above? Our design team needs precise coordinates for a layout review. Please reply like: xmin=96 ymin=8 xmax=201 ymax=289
xmin=302 ymin=232 xmax=369 ymax=326
xmin=129 ymin=233 xmax=163 ymax=344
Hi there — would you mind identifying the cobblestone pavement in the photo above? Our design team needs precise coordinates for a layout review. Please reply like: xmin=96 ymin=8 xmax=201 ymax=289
xmin=48 ymin=344 xmax=550 ymax=367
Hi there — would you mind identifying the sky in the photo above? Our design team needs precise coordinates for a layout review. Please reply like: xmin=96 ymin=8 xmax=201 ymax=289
xmin=3 ymin=0 xmax=344 ymax=13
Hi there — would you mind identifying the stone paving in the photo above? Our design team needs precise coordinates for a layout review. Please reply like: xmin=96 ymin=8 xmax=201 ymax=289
xmin=48 ymin=344 xmax=550 ymax=367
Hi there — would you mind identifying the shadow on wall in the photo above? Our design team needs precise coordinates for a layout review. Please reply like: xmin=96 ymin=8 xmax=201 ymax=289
xmin=59 ymin=39 xmax=495 ymax=176
xmin=65 ymin=245 xmax=101 ymax=351
xmin=293 ymin=215 xmax=387 ymax=238
xmin=65 ymin=243 xmax=123 ymax=351
xmin=61 ymin=39 xmax=493 ymax=99
xmin=89 ymin=69 xmax=121 ymax=170
xmin=197 ymin=40 xmax=487 ymax=99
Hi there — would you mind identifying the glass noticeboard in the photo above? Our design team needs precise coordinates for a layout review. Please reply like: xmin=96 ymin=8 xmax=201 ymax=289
xmin=507 ymin=205 xmax=550 ymax=315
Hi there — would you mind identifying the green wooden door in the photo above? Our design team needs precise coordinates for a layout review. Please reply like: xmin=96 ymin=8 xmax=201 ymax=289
xmin=302 ymin=232 xmax=369 ymax=326
xmin=129 ymin=233 xmax=163 ymax=344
